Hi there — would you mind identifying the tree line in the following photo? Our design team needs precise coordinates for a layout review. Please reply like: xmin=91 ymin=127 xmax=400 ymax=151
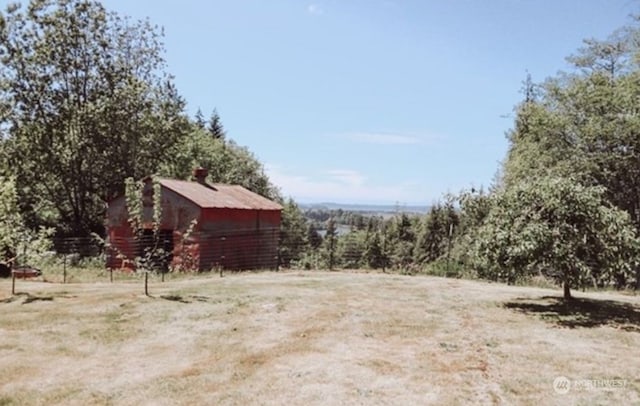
xmin=278 ymin=198 xmax=459 ymax=273
xmin=278 ymin=19 xmax=640 ymax=299
xmin=2 ymin=1 xmax=640 ymax=300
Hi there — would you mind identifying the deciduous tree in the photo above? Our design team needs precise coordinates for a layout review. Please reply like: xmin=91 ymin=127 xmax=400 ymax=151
xmin=0 ymin=0 xmax=189 ymax=236
xmin=469 ymin=177 xmax=640 ymax=298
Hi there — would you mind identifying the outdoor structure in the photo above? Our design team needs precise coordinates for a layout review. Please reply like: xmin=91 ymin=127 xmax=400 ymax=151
xmin=106 ymin=169 xmax=282 ymax=271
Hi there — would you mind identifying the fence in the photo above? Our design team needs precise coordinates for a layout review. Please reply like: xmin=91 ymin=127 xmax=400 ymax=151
xmin=4 ymin=228 xmax=450 ymax=284
xmin=107 ymin=228 xmax=281 ymax=272
xmin=2 ymin=231 xmax=282 ymax=294
xmin=8 ymin=229 xmax=307 ymax=276
xmin=5 ymin=231 xmax=429 ymax=277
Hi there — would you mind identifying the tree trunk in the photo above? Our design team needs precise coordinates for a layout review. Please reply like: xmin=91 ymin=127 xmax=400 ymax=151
xmin=563 ymin=280 xmax=572 ymax=300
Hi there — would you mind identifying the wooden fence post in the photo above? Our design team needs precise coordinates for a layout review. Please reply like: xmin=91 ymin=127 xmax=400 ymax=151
xmin=446 ymin=223 xmax=453 ymax=275
xmin=220 ymin=237 xmax=225 ymax=278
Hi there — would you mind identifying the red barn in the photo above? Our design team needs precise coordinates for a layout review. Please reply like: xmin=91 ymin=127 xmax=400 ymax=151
xmin=106 ymin=169 xmax=282 ymax=271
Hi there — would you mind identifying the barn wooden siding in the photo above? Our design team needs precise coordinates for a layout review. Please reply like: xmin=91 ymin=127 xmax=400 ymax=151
xmin=106 ymin=173 xmax=282 ymax=271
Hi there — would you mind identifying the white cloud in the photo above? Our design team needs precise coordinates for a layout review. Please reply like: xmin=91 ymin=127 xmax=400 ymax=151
xmin=307 ymin=4 xmax=324 ymax=15
xmin=339 ymin=132 xmax=442 ymax=146
xmin=326 ymin=169 xmax=366 ymax=187
xmin=265 ymin=164 xmax=423 ymax=204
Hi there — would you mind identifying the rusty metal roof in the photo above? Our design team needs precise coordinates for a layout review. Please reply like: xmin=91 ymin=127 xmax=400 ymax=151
xmin=158 ymin=179 xmax=282 ymax=210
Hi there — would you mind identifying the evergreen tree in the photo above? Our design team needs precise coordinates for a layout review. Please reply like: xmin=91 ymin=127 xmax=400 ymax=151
xmin=364 ymin=231 xmax=385 ymax=269
xmin=389 ymin=213 xmax=416 ymax=269
xmin=307 ymin=224 xmax=323 ymax=250
xmin=324 ymin=218 xmax=338 ymax=270
xmin=194 ymin=108 xmax=206 ymax=129
xmin=414 ymin=204 xmax=446 ymax=264
xmin=338 ymin=231 xmax=365 ymax=268
xmin=208 ymin=108 xmax=226 ymax=140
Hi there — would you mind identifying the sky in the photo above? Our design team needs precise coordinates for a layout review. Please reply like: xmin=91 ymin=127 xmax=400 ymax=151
xmin=12 ymin=0 xmax=639 ymax=205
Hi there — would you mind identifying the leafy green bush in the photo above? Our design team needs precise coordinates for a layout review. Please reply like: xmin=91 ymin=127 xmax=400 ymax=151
xmin=421 ymin=259 xmax=473 ymax=279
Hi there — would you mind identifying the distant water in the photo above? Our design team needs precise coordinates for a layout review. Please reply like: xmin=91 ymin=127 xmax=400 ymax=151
xmin=300 ymin=202 xmax=430 ymax=214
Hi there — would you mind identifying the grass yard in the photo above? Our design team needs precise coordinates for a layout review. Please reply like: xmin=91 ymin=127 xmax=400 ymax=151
xmin=1 ymin=271 xmax=639 ymax=405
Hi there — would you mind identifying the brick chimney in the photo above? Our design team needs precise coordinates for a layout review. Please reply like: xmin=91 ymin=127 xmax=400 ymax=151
xmin=193 ymin=167 xmax=208 ymax=184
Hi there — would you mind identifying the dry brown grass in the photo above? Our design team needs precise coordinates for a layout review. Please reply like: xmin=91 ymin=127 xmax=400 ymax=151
xmin=1 ymin=271 xmax=639 ymax=405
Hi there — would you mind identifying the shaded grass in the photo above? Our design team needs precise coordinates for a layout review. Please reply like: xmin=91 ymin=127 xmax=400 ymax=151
xmin=504 ymin=296 xmax=640 ymax=332
xmin=159 ymin=294 xmax=213 ymax=304
xmin=1 ymin=292 xmax=54 ymax=304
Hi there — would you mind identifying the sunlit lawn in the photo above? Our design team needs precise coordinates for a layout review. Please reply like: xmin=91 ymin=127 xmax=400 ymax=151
xmin=1 ymin=271 xmax=638 ymax=405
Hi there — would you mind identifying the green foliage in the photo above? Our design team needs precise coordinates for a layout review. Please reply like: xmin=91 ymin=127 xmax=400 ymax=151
xmin=0 ymin=0 xmax=190 ymax=236
xmin=452 ymin=188 xmax=492 ymax=265
xmin=414 ymin=201 xmax=458 ymax=264
xmin=390 ymin=240 xmax=414 ymax=270
xmin=387 ymin=213 xmax=416 ymax=269
xmin=279 ymin=198 xmax=308 ymax=267
xmin=208 ymin=108 xmax=226 ymax=140
xmin=323 ymin=218 xmax=338 ymax=270
xmin=306 ymin=224 xmax=322 ymax=250
xmin=292 ymin=251 xmax=324 ymax=270
xmin=503 ymin=23 xmax=640 ymax=230
xmin=304 ymin=208 xmax=383 ymax=231
xmin=0 ymin=176 xmax=55 ymax=264
xmin=158 ymin=127 xmax=278 ymax=200
xmin=422 ymin=258 xmax=471 ymax=279
xmin=363 ymin=231 xmax=385 ymax=269
xmin=0 ymin=177 xmax=25 ymax=254
xmin=337 ymin=231 xmax=366 ymax=269
xmin=124 ymin=177 xmax=143 ymax=231
xmin=0 ymin=0 xmax=278 ymax=239
xmin=123 ymin=175 xmax=168 ymax=274
xmin=468 ymin=176 xmax=640 ymax=298
xmin=176 ymin=218 xmax=198 ymax=272
xmin=152 ymin=178 xmax=162 ymax=233
xmin=194 ymin=108 xmax=206 ymax=129
xmin=479 ymin=21 xmax=640 ymax=294
xmin=457 ymin=188 xmax=492 ymax=232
